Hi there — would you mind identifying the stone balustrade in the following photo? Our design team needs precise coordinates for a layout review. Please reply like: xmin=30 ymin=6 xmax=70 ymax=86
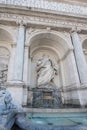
xmin=0 ymin=0 xmax=87 ymax=16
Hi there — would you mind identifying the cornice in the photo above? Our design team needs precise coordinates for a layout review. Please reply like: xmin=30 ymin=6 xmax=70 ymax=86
xmin=0 ymin=5 xmax=87 ymax=33
xmin=0 ymin=0 xmax=87 ymax=17
xmin=0 ymin=4 xmax=87 ymax=20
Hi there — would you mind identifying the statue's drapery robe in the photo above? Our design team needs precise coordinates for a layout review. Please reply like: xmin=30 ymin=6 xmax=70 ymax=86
xmin=37 ymin=59 xmax=55 ymax=86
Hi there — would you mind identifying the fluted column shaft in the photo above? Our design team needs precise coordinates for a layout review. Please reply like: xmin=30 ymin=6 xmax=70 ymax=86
xmin=13 ymin=24 xmax=25 ymax=81
xmin=71 ymin=31 xmax=87 ymax=85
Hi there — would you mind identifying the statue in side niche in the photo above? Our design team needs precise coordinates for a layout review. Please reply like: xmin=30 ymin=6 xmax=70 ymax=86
xmin=36 ymin=55 xmax=58 ymax=87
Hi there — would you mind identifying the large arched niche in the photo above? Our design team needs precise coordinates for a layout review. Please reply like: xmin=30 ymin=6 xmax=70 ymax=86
xmin=30 ymin=47 xmax=61 ymax=89
xmin=28 ymin=31 xmax=72 ymax=59
xmin=0 ymin=28 xmax=14 ymax=85
xmin=27 ymin=31 xmax=74 ymax=89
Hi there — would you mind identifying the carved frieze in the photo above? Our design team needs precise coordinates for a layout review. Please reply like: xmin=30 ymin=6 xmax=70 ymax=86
xmin=0 ymin=13 xmax=87 ymax=30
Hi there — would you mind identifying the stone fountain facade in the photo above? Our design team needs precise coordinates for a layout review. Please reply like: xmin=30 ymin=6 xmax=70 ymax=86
xmin=0 ymin=0 xmax=87 ymax=108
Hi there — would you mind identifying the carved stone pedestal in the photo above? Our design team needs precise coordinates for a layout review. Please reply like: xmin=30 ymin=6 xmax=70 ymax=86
xmin=6 ymin=81 xmax=27 ymax=106
xmin=28 ymin=84 xmax=62 ymax=108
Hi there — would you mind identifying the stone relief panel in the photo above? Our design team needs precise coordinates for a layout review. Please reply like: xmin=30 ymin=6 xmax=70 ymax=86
xmin=0 ymin=47 xmax=10 ymax=86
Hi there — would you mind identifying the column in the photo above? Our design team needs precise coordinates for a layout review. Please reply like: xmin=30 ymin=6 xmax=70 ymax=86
xmin=22 ymin=46 xmax=29 ymax=106
xmin=6 ymin=22 xmax=26 ymax=106
xmin=71 ymin=30 xmax=87 ymax=85
xmin=13 ymin=23 xmax=25 ymax=81
xmin=23 ymin=46 xmax=29 ymax=83
xmin=7 ymin=44 xmax=16 ymax=81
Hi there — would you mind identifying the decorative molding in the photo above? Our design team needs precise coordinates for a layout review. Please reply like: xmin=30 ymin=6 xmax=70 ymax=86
xmin=6 ymin=81 xmax=25 ymax=87
xmin=70 ymin=27 xmax=81 ymax=34
xmin=16 ymin=19 xmax=27 ymax=27
xmin=0 ymin=0 xmax=87 ymax=16
xmin=0 ymin=13 xmax=87 ymax=30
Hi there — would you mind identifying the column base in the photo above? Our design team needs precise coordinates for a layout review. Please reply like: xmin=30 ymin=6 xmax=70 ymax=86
xmin=77 ymin=84 xmax=87 ymax=107
xmin=62 ymin=83 xmax=80 ymax=106
xmin=6 ymin=81 xmax=28 ymax=106
xmin=63 ymin=83 xmax=87 ymax=107
xmin=63 ymin=90 xmax=80 ymax=107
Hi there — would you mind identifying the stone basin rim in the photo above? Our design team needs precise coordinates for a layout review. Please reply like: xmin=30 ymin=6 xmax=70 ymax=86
xmin=22 ymin=108 xmax=87 ymax=113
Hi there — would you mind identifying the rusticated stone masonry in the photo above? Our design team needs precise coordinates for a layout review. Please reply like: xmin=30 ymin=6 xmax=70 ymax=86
xmin=0 ymin=64 xmax=8 ymax=86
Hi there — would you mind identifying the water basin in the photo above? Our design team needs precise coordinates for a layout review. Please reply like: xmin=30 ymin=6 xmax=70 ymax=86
xmin=27 ymin=112 xmax=87 ymax=127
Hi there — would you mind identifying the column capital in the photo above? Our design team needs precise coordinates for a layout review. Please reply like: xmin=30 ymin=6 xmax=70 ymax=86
xmin=16 ymin=20 xmax=27 ymax=27
xmin=70 ymin=27 xmax=81 ymax=34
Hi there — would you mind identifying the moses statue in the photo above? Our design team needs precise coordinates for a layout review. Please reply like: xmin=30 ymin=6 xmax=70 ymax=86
xmin=36 ymin=55 xmax=58 ymax=86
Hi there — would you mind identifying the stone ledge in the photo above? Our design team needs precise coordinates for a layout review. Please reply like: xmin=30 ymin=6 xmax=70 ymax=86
xmin=63 ymin=85 xmax=87 ymax=92
xmin=23 ymin=108 xmax=87 ymax=113
xmin=6 ymin=81 xmax=25 ymax=88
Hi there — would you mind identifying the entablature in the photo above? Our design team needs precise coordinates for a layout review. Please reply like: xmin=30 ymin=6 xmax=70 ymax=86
xmin=0 ymin=2 xmax=87 ymax=34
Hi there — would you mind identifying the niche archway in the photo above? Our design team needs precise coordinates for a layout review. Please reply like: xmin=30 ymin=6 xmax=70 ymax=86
xmin=27 ymin=31 xmax=75 ymax=89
